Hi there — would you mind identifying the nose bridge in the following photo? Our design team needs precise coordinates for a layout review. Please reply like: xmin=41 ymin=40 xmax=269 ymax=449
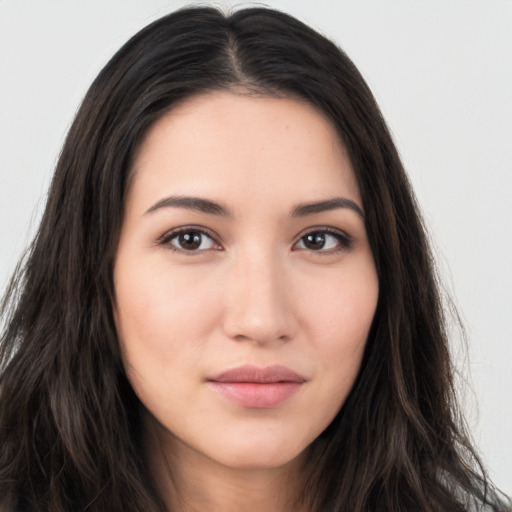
xmin=222 ymin=245 xmax=294 ymax=344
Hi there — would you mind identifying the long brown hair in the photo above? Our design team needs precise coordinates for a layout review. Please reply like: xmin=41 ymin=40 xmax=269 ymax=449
xmin=0 ymin=6 xmax=509 ymax=512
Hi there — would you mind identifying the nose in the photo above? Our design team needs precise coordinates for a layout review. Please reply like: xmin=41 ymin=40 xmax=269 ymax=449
xmin=221 ymin=251 xmax=296 ymax=345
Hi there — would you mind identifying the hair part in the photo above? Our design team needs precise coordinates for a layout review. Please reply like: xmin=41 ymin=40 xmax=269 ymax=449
xmin=0 ymin=6 xmax=509 ymax=512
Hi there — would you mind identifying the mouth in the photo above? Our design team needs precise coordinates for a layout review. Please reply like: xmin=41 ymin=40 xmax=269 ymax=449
xmin=207 ymin=364 xmax=306 ymax=409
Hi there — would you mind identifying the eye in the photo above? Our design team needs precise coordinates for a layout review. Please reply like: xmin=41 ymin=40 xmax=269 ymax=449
xmin=293 ymin=229 xmax=352 ymax=253
xmin=159 ymin=227 xmax=220 ymax=253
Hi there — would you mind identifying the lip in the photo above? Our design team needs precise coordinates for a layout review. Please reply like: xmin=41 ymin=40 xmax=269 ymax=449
xmin=207 ymin=365 xmax=306 ymax=409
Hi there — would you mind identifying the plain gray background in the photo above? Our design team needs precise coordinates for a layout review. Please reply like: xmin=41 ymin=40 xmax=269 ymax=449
xmin=1 ymin=0 xmax=511 ymax=494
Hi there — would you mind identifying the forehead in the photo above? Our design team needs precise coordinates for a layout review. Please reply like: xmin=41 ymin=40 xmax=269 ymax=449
xmin=128 ymin=91 xmax=361 ymax=214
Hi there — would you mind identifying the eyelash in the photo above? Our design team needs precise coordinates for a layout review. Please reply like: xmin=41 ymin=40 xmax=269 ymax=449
xmin=157 ymin=225 xmax=353 ymax=255
xmin=157 ymin=225 xmax=221 ymax=254
xmin=293 ymin=227 xmax=353 ymax=254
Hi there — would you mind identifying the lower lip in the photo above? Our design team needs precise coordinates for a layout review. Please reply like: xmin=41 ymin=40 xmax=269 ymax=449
xmin=208 ymin=381 xmax=303 ymax=408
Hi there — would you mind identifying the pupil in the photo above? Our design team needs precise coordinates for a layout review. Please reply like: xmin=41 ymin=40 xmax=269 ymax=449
xmin=304 ymin=233 xmax=325 ymax=250
xmin=179 ymin=232 xmax=202 ymax=250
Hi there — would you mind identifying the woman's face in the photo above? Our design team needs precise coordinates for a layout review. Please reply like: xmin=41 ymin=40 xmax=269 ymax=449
xmin=114 ymin=91 xmax=378 ymax=470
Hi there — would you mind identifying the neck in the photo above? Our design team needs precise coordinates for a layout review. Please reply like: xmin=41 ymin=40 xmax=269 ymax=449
xmin=144 ymin=417 xmax=309 ymax=512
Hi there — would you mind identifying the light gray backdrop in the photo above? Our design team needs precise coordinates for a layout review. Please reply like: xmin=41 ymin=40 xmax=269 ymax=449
xmin=1 ymin=0 xmax=511 ymax=494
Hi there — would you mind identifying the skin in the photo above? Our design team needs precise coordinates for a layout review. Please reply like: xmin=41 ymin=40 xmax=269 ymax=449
xmin=114 ymin=91 xmax=379 ymax=512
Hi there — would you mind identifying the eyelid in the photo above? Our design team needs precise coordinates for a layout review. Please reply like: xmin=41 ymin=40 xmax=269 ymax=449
xmin=157 ymin=225 xmax=223 ymax=253
xmin=292 ymin=226 xmax=353 ymax=253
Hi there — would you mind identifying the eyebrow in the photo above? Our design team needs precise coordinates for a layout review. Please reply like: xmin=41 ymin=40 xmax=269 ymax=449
xmin=144 ymin=195 xmax=364 ymax=219
xmin=145 ymin=195 xmax=232 ymax=216
xmin=291 ymin=197 xmax=364 ymax=219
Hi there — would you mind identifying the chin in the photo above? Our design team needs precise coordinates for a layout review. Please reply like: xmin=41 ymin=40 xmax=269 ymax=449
xmin=206 ymin=434 xmax=309 ymax=471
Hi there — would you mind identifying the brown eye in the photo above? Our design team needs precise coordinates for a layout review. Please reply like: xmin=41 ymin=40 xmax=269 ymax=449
xmin=294 ymin=229 xmax=352 ymax=253
xmin=162 ymin=229 xmax=219 ymax=253
xmin=303 ymin=233 xmax=327 ymax=250
xmin=177 ymin=232 xmax=203 ymax=250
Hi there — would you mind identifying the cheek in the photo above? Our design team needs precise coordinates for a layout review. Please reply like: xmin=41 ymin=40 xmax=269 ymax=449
xmin=113 ymin=259 xmax=220 ymax=393
xmin=304 ymin=265 xmax=378 ymax=349
xmin=300 ymin=263 xmax=378 ymax=402
xmin=116 ymin=257 xmax=216 ymax=340
xmin=113 ymin=262 xmax=223 ymax=432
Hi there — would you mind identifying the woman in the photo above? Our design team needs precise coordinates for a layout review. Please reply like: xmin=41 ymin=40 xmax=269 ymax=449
xmin=0 ymin=6 xmax=509 ymax=512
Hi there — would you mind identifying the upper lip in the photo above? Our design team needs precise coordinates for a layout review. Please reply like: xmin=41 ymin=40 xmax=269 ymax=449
xmin=208 ymin=364 xmax=307 ymax=383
